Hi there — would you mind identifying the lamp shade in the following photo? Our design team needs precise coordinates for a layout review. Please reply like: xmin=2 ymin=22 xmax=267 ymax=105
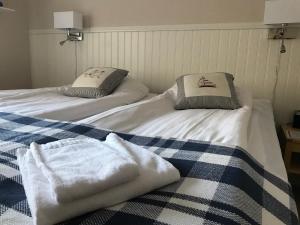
xmin=54 ymin=11 xmax=83 ymax=30
xmin=264 ymin=0 xmax=300 ymax=24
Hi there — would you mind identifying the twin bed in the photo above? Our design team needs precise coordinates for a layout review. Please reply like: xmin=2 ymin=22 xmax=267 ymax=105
xmin=0 ymin=78 xmax=149 ymax=121
xmin=0 ymin=75 xmax=298 ymax=225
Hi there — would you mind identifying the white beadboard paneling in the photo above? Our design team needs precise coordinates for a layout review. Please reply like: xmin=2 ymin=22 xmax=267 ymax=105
xmin=29 ymin=24 xmax=300 ymax=124
xmin=137 ymin=32 xmax=146 ymax=82
xmin=274 ymin=38 xmax=300 ymax=124
xmin=111 ymin=32 xmax=118 ymax=68
xmin=144 ymin=31 xmax=153 ymax=88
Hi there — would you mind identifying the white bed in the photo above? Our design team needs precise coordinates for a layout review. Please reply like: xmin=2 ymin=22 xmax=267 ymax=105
xmin=80 ymin=86 xmax=287 ymax=182
xmin=0 ymin=78 xmax=149 ymax=121
xmin=0 ymin=83 xmax=295 ymax=225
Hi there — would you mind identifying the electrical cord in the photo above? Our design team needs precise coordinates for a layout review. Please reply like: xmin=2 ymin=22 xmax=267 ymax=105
xmin=272 ymin=41 xmax=284 ymax=109
xmin=75 ymin=41 xmax=78 ymax=79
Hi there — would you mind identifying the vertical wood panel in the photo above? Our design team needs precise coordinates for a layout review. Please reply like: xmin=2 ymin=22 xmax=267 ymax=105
xmin=166 ymin=31 xmax=176 ymax=89
xmin=207 ymin=30 xmax=220 ymax=72
xmin=117 ymin=32 xmax=125 ymax=69
xmin=104 ymin=32 xmax=112 ymax=67
xmin=124 ymin=32 xmax=132 ymax=71
xmin=131 ymin=32 xmax=139 ymax=79
xmin=182 ymin=31 xmax=193 ymax=74
xmin=173 ymin=31 xmax=185 ymax=80
xmin=217 ymin=30 xmax=230 ymax=72
xmin=99 ymin=33 xmax=105 ymax=66
xmin=190 ymin=31 xmax=201 ymax=73
xmin=137 ymin=32 xmax=146 ymax=82
xmin=144 ymin=31 xmax=153 ymax=88
xmin=151 ymin=31 xmax=161 ymax=92
xmin=158 ymin=31 xmax=169 ymax=91
xmin=111 ymin=32 xmax=119 ymax=68
xmin=93 ymin=33 xmax=99 ymax=67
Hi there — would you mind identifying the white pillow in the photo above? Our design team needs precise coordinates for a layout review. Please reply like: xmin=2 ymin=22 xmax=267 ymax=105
xmin=115 ymin=77 xmax=149 ymax=96
xmin=235 ymin=86 xmax=253 ymax=108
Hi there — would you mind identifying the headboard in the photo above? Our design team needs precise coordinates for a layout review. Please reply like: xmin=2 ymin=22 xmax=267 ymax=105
xmin=29 ymin=23 xmax=300 ymax=123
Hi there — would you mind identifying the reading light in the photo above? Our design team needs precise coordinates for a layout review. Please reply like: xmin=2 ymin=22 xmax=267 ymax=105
xmin=54 ymin=11 xmax=84 ymax=46
xmin=264 ymin=0 xmax=300 ymax=54
xmin=0 ymin=0 xmax=16 ymax=12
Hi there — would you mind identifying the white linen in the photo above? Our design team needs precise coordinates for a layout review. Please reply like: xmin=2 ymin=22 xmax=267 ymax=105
xmin=81 ymin=86 xmax=253 ymax=150
xmin=29 ymin=136 xmax=139 ymax=203
xmin=0 ymin=78 xmax=149 ymax=121
xmin=81 ymin=89 xmax=287 ymax=183
xmin=17 ymin=133 xmax=180 ymax=225
xmin=247 ymin=99 xmax=287 ymax=180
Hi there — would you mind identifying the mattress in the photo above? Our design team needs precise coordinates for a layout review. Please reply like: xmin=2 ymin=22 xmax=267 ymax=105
xmin=0 ymin=78 xmax=149 ymax=121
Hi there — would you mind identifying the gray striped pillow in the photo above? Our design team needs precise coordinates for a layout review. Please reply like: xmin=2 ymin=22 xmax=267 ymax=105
xmin=63 ymin=67 xmax=128 ymax=98
xmin=175 ymin=72 xmax=240 ymax=110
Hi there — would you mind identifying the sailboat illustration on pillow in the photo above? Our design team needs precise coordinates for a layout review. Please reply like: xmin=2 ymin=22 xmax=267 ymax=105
xmin=198 ymin=76 xmax=217 ymax=88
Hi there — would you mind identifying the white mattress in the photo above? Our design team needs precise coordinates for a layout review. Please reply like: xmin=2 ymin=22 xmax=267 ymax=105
xmin=0 ymin=78 xmax=149 ymax=121
xmin=80 ymin=92 xmax=287 ymax=181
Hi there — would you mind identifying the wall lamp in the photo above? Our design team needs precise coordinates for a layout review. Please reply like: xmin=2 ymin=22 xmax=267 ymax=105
xmin=54 ymin=11 xmax=84 ymax=46
xmin=264 ymin=0 xmax=300 ymax=54
xmin=0 ymin=0 xmax=15 ymax=12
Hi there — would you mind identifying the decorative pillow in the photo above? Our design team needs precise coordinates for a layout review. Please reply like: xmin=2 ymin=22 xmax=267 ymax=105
xmin=175 ymin=72 xmax=240 ymax=110
xmin=63 ymin=67 xmax=128 ymax=98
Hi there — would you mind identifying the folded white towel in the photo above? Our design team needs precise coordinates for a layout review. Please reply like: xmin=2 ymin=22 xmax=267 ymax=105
xmin=29 ymin=137 xmax=139 ymax=203
xmin=17 ymin=133 xmax=180 ymax=225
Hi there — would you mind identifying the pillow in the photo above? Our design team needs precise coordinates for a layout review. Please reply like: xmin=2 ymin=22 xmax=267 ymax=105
xmin=167 ymin=83 xmax=252 ymax=108
xmin=63 ymin=67 xmax=128 ymax=98
xmin=235 ymin=86 xmax=253 ymax=108
xmin=175 ymin=72 xmax=240 ymax=110
xmin=114 ymin=77 xmax=149 ymax=95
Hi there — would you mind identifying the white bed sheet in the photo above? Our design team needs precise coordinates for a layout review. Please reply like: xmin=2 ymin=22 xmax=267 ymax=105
xmin=81 ymin=90 xmax=252 ymax=149
xmin=0 ymin=78 xmax=149 ymax=121
xmin=248 ymin=99 xmax=287 ymax=180
xmin=80 ymin=92 xmax=287 ymax=180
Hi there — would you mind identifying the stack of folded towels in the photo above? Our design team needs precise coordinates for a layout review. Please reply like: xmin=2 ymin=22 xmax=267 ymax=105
xmin=17 ymin=133 xmax=180 ymax=225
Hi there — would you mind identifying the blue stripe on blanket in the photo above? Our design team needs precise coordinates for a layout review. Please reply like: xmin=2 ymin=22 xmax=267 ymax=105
xmin=0 ymin=112 xmax=298 ymax=225
xmin=0 ymin=111 xmax=292 ymax=195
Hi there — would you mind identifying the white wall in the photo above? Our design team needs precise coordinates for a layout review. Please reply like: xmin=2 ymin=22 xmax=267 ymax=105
xmin=0 ymin=0 xmax=31 ymax=89
xmin=28 ymin=0 xmax=265 ymax=29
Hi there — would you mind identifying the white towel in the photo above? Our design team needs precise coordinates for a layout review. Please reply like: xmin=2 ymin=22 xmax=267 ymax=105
xmin=29 ymin=137 xmax=139 ymax=203
xmin=17 ymin=133 xmax=180 ymax=225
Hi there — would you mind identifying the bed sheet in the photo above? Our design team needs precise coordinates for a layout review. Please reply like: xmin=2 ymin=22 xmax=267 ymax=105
xmin=0 ymin=78 xmax=149 ymax=121
xmin=80 ymin=93 xmax=286 ymax=181
xmin=81 ymin=90 xmax=252 ymax=150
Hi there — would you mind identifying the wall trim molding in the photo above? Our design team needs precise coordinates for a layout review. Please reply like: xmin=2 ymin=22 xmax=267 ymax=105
xmin=29 ymin=23 xmax=276 ymax=35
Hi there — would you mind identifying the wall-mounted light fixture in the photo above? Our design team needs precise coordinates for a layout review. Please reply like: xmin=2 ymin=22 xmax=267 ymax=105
xmin=0 ymin=0 xmax=16 ymax=12
xmin=54 ymin=11 xmax=84 ymax=46
xmin=264 ymin=0 xmax=300 ymax=54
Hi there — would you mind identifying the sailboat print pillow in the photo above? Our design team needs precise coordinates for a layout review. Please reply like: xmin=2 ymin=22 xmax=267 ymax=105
xmin=175 ymin=72 xmax=240 ymax=110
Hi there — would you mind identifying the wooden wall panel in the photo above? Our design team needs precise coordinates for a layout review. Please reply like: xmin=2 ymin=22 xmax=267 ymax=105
xmin=29 ymin=24 xmax=300 ymax=124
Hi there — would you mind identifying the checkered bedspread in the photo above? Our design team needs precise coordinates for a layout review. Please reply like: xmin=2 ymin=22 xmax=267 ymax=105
xmin=0 ymin=112 xmax=298 ymax=225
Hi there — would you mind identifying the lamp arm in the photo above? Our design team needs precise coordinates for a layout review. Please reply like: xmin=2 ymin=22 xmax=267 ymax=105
xmin=59 ymin=29 xmax=83 ymax=46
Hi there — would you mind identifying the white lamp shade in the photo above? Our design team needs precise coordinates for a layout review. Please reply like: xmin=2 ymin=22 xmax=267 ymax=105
xmin=54 ymin=11 xmax=83 ymax=30
xmin=264 ymin=0 xmax=300 ymax=24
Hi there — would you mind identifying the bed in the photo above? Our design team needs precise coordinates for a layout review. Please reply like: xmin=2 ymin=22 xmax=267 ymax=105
xmin=0 ymin=77 xmax=149 ymax=121
xmin=0 ymin=85 xmax=298 ymax=224
xmin=80 ymin=86 xmax=288 ymax=180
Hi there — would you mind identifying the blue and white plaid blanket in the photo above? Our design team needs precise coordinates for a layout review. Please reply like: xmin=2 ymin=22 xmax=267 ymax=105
xmin=0 ymin=112 xmax=298 ymax=225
